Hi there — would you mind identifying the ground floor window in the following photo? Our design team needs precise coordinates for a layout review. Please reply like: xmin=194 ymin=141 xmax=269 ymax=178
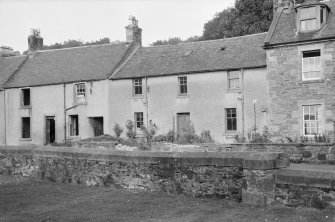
xmin=134 ymin=112 xmax=144 ymax=130
xmin=226 ymin=108 xmax=237 ymax=131
xmin=303 ymin=105 xmax=322 ymax=135
xmin=69 ymin=115 xmax=79 ymax=136
xmin=21 ymin=117 xmax=31 ymax=139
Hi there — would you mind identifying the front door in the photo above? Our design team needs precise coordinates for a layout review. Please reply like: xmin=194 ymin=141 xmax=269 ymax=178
xmin=45 ymin=116 xmax=55 ymax=144
xmin=177 ymin=113 xmax=190 ymax=137
xmin=93 ymin=117 xmax=104 ymax=137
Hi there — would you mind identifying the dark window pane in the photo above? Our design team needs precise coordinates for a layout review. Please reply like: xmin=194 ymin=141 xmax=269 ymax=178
xmin=22 ymin=117 xmax=30 ymax=138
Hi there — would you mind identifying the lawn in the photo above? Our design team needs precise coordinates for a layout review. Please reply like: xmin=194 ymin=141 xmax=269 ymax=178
xmin=0 ymin=175 xmax=334 ymax=222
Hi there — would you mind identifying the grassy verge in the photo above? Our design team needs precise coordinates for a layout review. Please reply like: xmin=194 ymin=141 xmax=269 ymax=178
xmin=0 ymin=175 xmax=334 ymax=222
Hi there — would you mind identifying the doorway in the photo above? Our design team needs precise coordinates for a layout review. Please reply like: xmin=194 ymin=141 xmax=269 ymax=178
xmin=91 ymin=117 xmax=104 ymax=137
xmin=45 ymin=116 xmax=55 ymax=144
xmin=177 ymin=113 xmax=190 ymax=137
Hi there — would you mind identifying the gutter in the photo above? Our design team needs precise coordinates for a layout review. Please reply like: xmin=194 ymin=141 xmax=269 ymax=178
xmin=264 ymin=36 xmax=335 ymax=49
xmin=110 ymin=65 xmax=267 ymax=80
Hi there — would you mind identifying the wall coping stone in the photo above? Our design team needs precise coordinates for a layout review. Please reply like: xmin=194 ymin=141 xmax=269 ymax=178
xmin=276 ymin=165 xmax=335 ymax=189
xmin=0 ymin=146 xmax=289 ymax=170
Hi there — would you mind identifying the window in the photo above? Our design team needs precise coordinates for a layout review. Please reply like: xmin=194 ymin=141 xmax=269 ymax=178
xmin=178 ymin=76 xmax=187 ymax=95
xmin=133 ymin=78 xmax=142 ymax=96
xmin=21 ymin=88 xmax=30 ymax=106
xmin=300 ymin=7 xmax=317 ymax=32
xmin=134 ymin=112 xmax=144 ymax=130
xmin=302 ymin=50 xmax=321 ymax=80
xmin=226 ymin=108 xmax=237 ymax=131
xmin=75 ymin=83 xmax=86 ymax=103
xmin=21 ymin=117 xmax=31 ymax=139
xmin=69 ymin=115 xmax=79 ymax=136
xmin=303 ymin=105 xmax=322 ymax=136
xmin=228 ymin=71 xmax=240 ymax=89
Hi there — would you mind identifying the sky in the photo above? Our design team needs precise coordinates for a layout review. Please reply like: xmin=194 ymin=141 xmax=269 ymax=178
xmin=0 ymin=0 xmax=235 ymax=53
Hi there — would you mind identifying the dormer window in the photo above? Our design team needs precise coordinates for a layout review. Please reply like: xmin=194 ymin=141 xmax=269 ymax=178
xmin=300 ymin=7 xmax=317 ymax=32
xmin=297 ymin=5 xmax=329 ymax=33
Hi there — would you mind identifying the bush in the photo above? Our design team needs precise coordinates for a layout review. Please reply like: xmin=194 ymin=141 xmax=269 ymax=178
xmin=167 ymin=130 xmax=175 ymax=143
xmin=200 ymin=130 xmax=215 ymax=143
xmin=248 ymin=126 xmax=272 ymax=143
xmin=113 ymin=122 xmax=123 ymax=140
xmin=177 ymin=125 xmax=201 ymax=144
xmin=125 ymin=120 xmax=136 ymax=140
xmin=140 ymin=120 xmax=159 ymax=144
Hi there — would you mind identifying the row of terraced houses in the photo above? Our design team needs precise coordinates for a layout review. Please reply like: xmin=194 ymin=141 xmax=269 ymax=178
xmin=0 ymin=0 xmax=335 ymax=145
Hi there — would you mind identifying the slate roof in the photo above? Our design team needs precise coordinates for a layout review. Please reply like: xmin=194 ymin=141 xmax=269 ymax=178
xmin=5 ymin=43 xmax=132 ymax=88
xmin=0 ymin=56 xmax=27 ymax=89
xmin=111 ymin=32 xmax=267 ymax=79
xmin=265 ymin=1 xmax=335 ymax=47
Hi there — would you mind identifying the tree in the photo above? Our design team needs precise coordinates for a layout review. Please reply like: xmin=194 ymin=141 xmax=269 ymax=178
xmin=151 ymin=36 xmax=203 ymax=46
xmin=203 ymin=0 xmax=273 ymax=40
xmin=23 ymin=37 xmax=111 ymax=54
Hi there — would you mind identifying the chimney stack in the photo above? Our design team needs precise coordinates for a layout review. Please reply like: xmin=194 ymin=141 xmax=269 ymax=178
xmin=273 ymin=0 xmax=294 ymax=14
xmin=28 ymin=28 xmax=43 ymax=51
xmin=125 ymin=16 xmax=142 ymax=46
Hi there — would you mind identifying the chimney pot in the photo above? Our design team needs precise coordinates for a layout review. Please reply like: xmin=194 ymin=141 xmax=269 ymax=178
xmin=28 ymin=28 xmax=43 ymax=52
xmin=125 ymin=16 xmax=142 ymax=46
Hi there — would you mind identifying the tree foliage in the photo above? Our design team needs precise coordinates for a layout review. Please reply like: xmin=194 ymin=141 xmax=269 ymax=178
xmin=151 ymin=36 xmax=202 ymax=46
xmin=42 ymin=37 xmax=110 ymax=50
xmin=203 ymin=0 xmax=273 ymax=40
xmin=152 ymin=0 xmax=274 ymax=45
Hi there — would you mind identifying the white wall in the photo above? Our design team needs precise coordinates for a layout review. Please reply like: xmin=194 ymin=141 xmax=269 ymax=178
xmin=0 ymin=90 xmax=5 ymax=145
xmin=4 ymin=80 xmax=109 ymax=146
xmin=109 ymin=68 xmax=268 ymax=143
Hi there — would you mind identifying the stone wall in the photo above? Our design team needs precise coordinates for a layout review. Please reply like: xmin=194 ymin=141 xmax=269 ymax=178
xmin=266 ymin=41 xmax=335 ymax=140
xmin=228 ymin=143 xmax=335 ymax=164
xmin=0 ymin=146 xmax=288 ymax=206
xmin=275 ymin=166 xmax=335 ymax=209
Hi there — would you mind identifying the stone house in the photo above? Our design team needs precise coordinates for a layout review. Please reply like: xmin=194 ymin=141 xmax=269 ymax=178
xmin=265 ymin=0 xmax=335 ymax=141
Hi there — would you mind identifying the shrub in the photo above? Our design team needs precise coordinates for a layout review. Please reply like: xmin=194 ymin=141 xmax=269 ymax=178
xmin=177 ymin=124 xmax=201 ymax=144
xmin=248 ymin=126 xmax=272 ymax=143
xmin=234 ymin=134 xmax=246 ymax=143
xmin=200 ymin=130 xmax=215 ymax=143
xmin=125 ymin=120 xmax=136 ymax=140
xmin=140 ymin=120 xmax=159 ymax=144
xmin=167 ymin=130 xmax=175 ymax=143
xmin=113 ymin=122 xmax=123 ymax=141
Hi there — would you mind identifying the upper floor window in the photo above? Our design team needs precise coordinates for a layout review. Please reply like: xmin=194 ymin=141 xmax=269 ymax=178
xmin=303 ymin=105 xmax=322 ymax=136
xmin=133 ymin=78 xmax=142 ymax=96
xmin=178 ymin=76 xmax=187 ymax=95
xmin=228 ymin=71 xmax=240 ymax=89
xmin=300 ymin=7 xmax=317 ymax=32
xmin=75 ymin=83 xmax=86 ymax=103
xmin=21 ymin=88 xmax=30 ymax=107
xmin=302 ymin=50 xmax=321 ymax=80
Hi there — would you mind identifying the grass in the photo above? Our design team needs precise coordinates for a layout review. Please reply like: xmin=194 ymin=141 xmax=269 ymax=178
xmin=0 ymin=175 xmax=335 ymax=222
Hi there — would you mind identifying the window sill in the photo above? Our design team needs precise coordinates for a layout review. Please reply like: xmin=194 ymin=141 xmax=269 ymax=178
xmin=226 ymin=89 xmax=241 ymax=93
xmin=73 ymin=102 xmax=87 ymax=106
xmin=131 ymin=95 xmax=144 ymax=99
xmin=223 ymin=131 xmax=237 ymax=136
xmin=177 ymin=94 xmax=189 ymax=98
xmin=20 ymin=106 xmax=32 ymax=109
xmin=299 ymin=79 xmax=325 ymax=84
xmin=20 ymin=138 xmax=32 ymax=141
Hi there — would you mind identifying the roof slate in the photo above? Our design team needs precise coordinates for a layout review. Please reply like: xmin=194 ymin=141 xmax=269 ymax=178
xmin=0 ymin=56 xmax=27 ymax=88
xmin=111 ymin=32 xmax=267 ymax=79
xmin=5 ymin=43 xmax=131 ymax=88
xmin=265 ymin=1 xmax=335 ymax=46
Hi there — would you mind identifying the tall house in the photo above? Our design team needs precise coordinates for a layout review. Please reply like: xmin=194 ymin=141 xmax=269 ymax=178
xmin=265 ymin=0 xmax=335 ymax=141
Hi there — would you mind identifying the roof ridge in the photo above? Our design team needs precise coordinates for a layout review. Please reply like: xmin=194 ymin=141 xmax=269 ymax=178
xmin=145 ymin=32 xmax=268 ymax=49
xmin=37 ymin=42 xmax=127 ymax=53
